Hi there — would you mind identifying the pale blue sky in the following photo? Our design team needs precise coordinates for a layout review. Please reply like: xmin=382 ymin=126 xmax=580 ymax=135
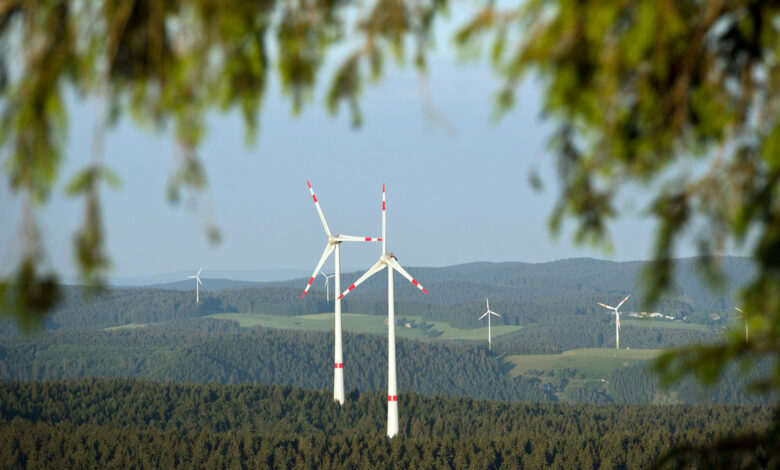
xmin=0 ymin=12 xmax=715 ymax=279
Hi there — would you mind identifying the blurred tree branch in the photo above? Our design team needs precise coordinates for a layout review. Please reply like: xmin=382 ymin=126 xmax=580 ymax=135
xmin=1 ymin=1 xmax=779 ymax=462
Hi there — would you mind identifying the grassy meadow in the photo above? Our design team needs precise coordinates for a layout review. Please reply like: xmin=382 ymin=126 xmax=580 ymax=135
xmin=508 ymin=348 xmax=660 ymax=379
xmin=206 ymin=312 xmax=524 ymax=341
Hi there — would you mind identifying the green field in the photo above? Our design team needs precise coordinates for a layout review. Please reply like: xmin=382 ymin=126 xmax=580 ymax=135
xmin=104 ymin=323 xmax=150 ymax=331
xmin=621 ymin=318 xmax=710 ymax=331
xmin=508 ymin=348 xmax=660 ymax=379
xmin=206 ymin=312 xmax=523 ymax=341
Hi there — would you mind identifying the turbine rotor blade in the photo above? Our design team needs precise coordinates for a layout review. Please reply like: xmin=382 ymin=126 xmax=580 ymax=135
xmin=197 ymin=278 xmax=203 ymax=286
xmin=382 ymin=184 xmax=386 ymax=254
xmin=333 ymin=235 xmax=382 ymax=242
xmin=479 ymin=311 xmax=489 ymax=320
xmin=491 ymin=311 xmax=501 ymax=317
xmin=486 ymin=298 xmax=490 ymax=311
xmin=337 ymin=259 xmax=386 ymax=300
xmin=187 ymin=276 xmax=196 ymax=279
xmin=307 ymin=180 xmax=332 ymax=237
xmin=735 ymin=307 xmax=745 ymax=314
xmin=386 ymin=257 xmax=428 ymax=294
xmin=302 ymin=244 xmax=336 ymax=299
xmin=597 ymin=302 xmax=615 ymax=310
xmin=197 ymin=268 xmax=202 ymax=276
xmin=616 ymin=294 xmax=631 ymax=309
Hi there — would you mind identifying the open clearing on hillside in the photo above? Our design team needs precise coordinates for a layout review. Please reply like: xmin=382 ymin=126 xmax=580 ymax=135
xmin=206 ymin=312 xmax=523 ymax=341
xmin=508 ymin=348 xmax=660 ymax=379
xmin=621 ymin=319 xmax=710 ymax=332
xmin=104 ymin=323 xmax=149 ymax=331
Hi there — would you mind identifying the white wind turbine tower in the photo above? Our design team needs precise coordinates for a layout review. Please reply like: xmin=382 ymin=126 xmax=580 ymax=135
xmin=187 ymin=268 xmax=203 ymax=304
xmin=735 ymin=307 xmax=749 ymax=342
xmin=301 ymin=180 xmax=381 ymax=405
xmin=479 ymin=298 xmax=501 ymax=350
xmin=597 ymin=294 xmax=631 ymax=350
xmin=321 ymin=271 xmax=336 ymax=301
xmin=337 ymin=183 xmax=428 ymax=438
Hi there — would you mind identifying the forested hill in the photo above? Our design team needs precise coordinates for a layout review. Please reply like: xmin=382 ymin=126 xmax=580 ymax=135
xmin=0 ymin=379 xmax=772 ymax=468
xmin=22 ymin=256 xmax=752 ymax=335
xmin=291 ymin=256 xmax=753 ymax=312
xmin=147 ymin=278 xmax=257 ymax=291
xmin=0 ymin=326 xmax=552 ymax=402
xmin=0 ymin=324 xmax=765 ymax=405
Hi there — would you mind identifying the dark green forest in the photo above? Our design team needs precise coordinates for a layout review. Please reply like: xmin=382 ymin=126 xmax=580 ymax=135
xmin=0 ymin=379 xmax=775 ymax=469
xmin=0 ymin=256 xmax=770 ymax=467
xmin=4 ymin=258 xmax=750 ymax=340
xmin=0 ymin=325 xmax=768 ymax=405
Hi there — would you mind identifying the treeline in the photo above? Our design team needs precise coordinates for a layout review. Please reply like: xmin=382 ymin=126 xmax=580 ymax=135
xmin=493 ymin=317 xmax=716 ymax=354
xmin=0 ymin=326 xmax=553 ymax=402
xmin=1 ymin=283 xmax=723 ymax=356
xmin=0 ymin=379 xmax=774 ymax=469
xmin=2 ymin=256 xmax=753 ymax=337
xmin=0 ymin=325 xmax=767 ymax=405
xmin=609 ymin=362 xmax=773 ymax=405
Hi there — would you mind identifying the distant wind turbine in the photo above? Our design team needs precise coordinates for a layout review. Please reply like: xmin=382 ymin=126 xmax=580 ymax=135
xmin=735 ymin=307 xmax=749 ymax=342
xmin=479 ymin=298 xmax=501 ymax=350
xmin=597 ymin=294 xmax=631 ymax=350
xmin=320 ymin=271 xmax=336 ymax=301
xmin=301 ymin=180 xmax=381 ymax=406
xmin=338 ymin=183 xmax=428 ymax=438
xmin=187 ymin=268 xmax=203 ymax=304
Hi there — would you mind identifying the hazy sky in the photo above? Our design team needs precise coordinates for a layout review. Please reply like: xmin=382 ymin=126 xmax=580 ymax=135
xmin=0 ymin=15 xmax=720 ymax=279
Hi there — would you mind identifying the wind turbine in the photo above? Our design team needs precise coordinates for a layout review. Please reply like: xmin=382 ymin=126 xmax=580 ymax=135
xmin=337 ymin=183 xmax=428 ymax=438
xmin=735 ymin=307 xmax=749 ymax=342
xmin=479 ymin=298 xmax=501 ymax=350
xmin=597 ymin=294 xmax=631 ymax=350
xmin=320 ymin=271 xmax=336 ymax=301
xmin=187 ymin=268 xmax=203 ymax=304
xmin=301 ymin=180 xmax=381 ymax=405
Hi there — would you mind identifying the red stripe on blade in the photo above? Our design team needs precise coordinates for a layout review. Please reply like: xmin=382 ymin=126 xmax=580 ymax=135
xmin=412 ymin=279 xmax=418 ymax=286
xmin=422 ymin=288 xmax=429 ymax=294
xmin=312 ymin=195 xmax=317 ymax=203
xmin=308 ymin=277 xmax=314 ymax=285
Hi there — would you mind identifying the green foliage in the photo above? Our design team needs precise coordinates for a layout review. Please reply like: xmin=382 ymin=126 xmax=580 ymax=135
xmin=2 ymin=1 xmax=780 ymax=460
xmin=1 ymin=0 xmax=450 ymax=322
xmin=0 ymin=378 xmax=773 ymax=468
xmin=0 ymin=326 xmax=554 ymax=402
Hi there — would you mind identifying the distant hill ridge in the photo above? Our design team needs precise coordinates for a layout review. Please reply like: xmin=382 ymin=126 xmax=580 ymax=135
xmin=7 ymin=256 xmax=752 ymax=337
